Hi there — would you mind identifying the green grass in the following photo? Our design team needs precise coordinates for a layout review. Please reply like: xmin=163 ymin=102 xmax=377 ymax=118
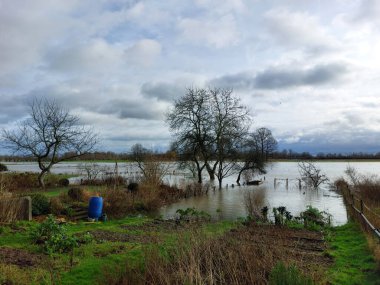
xmin=0 ymin=215 xmax=237 ymax=285
xmin=327 ymin=222 xmax=380 ymax=285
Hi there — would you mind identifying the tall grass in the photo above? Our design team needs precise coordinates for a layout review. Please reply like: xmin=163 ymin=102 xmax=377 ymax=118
xmin=0 ymin=173 xmax=23 ymax=223
xmin=120 ymin=226 xmax=321 ymax=285
xmin=244 ymin=188 xmax=266 ymax=220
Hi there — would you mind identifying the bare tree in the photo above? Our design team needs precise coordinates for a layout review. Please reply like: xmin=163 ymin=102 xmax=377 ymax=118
xmin=166 ymin=88 xmax=213 ymax=183
xmin=235 ymin=127 xmax=277 ymax=185
xmin=344 ymin=165 xmax=362 ymax=186
xmin=130 ymin=143 xmax=171 ymax=185
xmin=236 ymin=142 xmax=266 ymax=185
xmin=78 ymin=162 xmax=106 ymax=182
xmin=298 ymin=161 xmax=329 ymax=188
xmin=251 ymin=127 xmax=278 ymax=161
xmin=167 ymin=87 xmax=251 ymax=188
xmin=2 ymin=98 xmax=97 ymax=188
xmin=209 ymin=88 xmax=250 ymax=188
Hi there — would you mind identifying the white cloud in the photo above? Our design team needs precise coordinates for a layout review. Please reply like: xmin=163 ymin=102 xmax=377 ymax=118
xmin=124 ymin=39 xmax=162 ymax=67
xmin=263 ymin=8 xmax=339 ymax=54
xmin=178 ymin=14 xmax=239 ymax=48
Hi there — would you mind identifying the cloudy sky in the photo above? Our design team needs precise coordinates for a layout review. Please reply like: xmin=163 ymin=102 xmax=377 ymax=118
xmin=1 ymin=0 xmax=380 ymax=154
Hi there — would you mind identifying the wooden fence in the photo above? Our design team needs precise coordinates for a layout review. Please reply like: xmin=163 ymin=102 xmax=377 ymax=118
xmin=339 ymin=184 xmax=380 ymax=240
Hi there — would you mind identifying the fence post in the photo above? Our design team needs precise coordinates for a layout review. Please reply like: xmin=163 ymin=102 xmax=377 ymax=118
xmin=360 ymin=200 xmax=364 ymax=213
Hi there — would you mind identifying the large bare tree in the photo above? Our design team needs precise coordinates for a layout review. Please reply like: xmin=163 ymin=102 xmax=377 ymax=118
xmin=167 ymin=87 xmax=251 ymax=188
xmin=2 ymin=98 xmax=97 ymax=188
xmin=166 ymin=88 xmax=213 ymax=183
xmin=209 ymin=88 xmax=250 ymax=188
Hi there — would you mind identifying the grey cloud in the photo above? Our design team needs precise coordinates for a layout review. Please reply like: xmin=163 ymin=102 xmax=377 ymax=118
xmin=277 ymin=126 xmax=380 ymax=154
xmin=210 ymin=63 xmax=348 ymax=91
xmin=141 ymin=82 xmax=185 ymax=102
xmin=0 ymin=94 xmax=29 ymax=124
xmin=255 ymin=64 xmax=347 ymax=89
xmin=209 ymin=72 xmax=254 ymax=90
xmin=97 ymin=99 xmax=163 ymax=120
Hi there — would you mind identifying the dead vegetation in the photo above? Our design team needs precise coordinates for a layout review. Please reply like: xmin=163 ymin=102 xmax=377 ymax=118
xmin=119 ymin=224 xmax=331 ymax=285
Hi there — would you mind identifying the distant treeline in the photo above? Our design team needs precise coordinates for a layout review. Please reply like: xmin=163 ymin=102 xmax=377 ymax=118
xmin=0 ymin=151 xmax=177 ymax=162
xmin=271 ymin=150 xmax=380 ymax=160
xmin=1 ymin=149 xmax=380 ymax=162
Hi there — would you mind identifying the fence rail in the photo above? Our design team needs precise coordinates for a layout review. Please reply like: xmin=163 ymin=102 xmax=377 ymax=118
xmin=339 ymin=185 xmax=380 ymax=240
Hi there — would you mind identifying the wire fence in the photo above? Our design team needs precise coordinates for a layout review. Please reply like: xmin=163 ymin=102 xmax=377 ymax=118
xmin=339 ymin=184 xmax=380 ymax=240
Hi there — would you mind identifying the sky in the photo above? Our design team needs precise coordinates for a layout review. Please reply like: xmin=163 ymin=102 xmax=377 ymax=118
xmin=1 ymin=0 xmax=380 ymax=154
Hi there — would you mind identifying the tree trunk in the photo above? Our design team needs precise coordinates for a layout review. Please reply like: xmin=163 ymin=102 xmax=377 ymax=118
xmin=38 ymin=170 xmax=48 ymax=188
xmin=218 ymin=179 xmax=222 ymax=189
xmin=197 ymin=168 xmax=202 ymax=183
xmin=206 ymin=163 xmax=215 ymax=180
xmin=236 ymin=169 xmax=244 ymax=185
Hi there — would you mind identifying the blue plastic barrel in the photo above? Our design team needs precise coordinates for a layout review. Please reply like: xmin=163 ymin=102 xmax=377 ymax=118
xmin=88 ymin=197 xmax=103 ymax=219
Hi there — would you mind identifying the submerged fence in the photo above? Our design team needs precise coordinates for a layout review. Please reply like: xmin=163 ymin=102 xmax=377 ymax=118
xmin=339 ymin=184 xmax=380 ymax=240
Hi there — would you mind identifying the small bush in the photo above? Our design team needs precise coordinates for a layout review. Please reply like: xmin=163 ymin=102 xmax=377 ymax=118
xmin=269 ymin=262 xmax=314 ymax=285
xmin=58 ymin=178 xmax=70 ymax=187
xmin=244 ymin=189 xmax=266 ymax=220
xmin=175 ymin=207 xmax=211 ymax=222
xmin=30 ymin=215 xmax=78 ymax=255
xmin=0 ymin=163 xmax=8 ymax=172
xmin=50 ymin=197 xmax=65 ymax=215
xmin=102 ymin=175 xmax=126 ymax=187
xmin=300 ymin=206 xmax=331 ymax=229
xmin=31 ymin=193 xmax=50 ymax=216
xmin=68 ymin=188 xmax=84 ymax=201
xmin=102 ymin=189 xmax=133 ymax=218
xmin=137 ymin=183 xmax=161 ymax=211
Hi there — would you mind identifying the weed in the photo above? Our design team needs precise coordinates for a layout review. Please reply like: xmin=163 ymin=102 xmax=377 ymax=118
xmin=269 ymin=262 xmax=314 ymax=285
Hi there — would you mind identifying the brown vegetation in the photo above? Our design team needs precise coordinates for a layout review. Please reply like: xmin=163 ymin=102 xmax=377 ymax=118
xmin=119 ymin=224 xmax=330 ymax=285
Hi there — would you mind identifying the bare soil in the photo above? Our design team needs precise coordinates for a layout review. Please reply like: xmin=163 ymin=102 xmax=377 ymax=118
xmin=89 ymin=230 xmax=161 ymax=243
xmin=0 ymin=247 xmax=45 ymax=268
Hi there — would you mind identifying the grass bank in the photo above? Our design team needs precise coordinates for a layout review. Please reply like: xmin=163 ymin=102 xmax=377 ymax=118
xmin=327 ymin=222 xmax=380 ymax=285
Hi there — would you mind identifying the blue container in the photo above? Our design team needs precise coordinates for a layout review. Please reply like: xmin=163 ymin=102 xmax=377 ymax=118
xmin=88 ymin=197 xmax=103 ymax=219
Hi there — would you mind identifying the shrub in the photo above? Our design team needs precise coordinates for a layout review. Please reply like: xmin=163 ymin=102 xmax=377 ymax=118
xmin=269 ymin=262 xmax=314 ymax=285
xmin=30 ymin=215 xmax=78 ymax=255
xmin=102 ymin=189 xmax=133 ymax=218
xmin=273 ymin=206 xmax=293 ymax=226
xmin=244 ymin=189 xmax=266 ymax=220
xmin=300 ymin=206 xmax=331 ymax=229
xmin=0 ymin=163 xmax=8 ymax=172
xmin=68 ymin=187 xmax=84 ymax=201
xmin=0 ymin=193 xmax=23 ymax=223
xmin=356 ymin=177 xmax=380 ymax=206
xmin=102 ymin=175 xmax=126 ymax=187
xmin=50 ymin=197 xmax=65 ymax=215
xmin=175 ymin=207 xmax=211 ymax=222
xmin=137 ymin=183 xmax=161 ymax=211
xmin=31 ymin=193 xmax=50 ymax=216
xmin=58 ymin=178 xmax=70 ymax=187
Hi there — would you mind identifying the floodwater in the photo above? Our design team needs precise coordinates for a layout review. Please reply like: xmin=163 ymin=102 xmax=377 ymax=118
xmin=4 ymin=161 xmax=380 ymax=225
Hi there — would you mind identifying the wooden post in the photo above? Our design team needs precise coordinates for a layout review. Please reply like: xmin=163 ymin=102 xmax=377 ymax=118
xmin=360 ymin=200 xmax=364 ymax=213
xmin=286 ymin=178 xmax=289 ymax=188
xmin=274 ymin=178 xmax=277 ymax=188
xmin=298 ymin=179 xmax=302 ymax=189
